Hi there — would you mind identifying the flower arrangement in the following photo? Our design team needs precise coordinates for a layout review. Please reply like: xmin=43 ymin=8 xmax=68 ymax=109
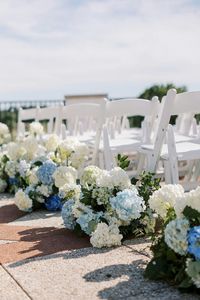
xmin=0 ymin=122 xmax=11 ymax=146
xmin=0 ymin=133 xmax=89 ymax=193
xmin=145 ymin=184 xmax=200 ymax=292
xmin=14 ymin=158 xmax=79 ymax=212
xmin=61 ymin=166 xmax=158 ymax=248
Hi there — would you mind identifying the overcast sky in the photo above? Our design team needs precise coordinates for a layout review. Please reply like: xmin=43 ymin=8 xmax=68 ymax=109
xmin=0 ymin=0 xmax=200 ymax=100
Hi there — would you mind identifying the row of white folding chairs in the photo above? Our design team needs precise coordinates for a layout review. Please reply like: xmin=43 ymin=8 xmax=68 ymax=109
xmin=133 ymin=89 xmax=200 ymax=191
xmin=17 ymin=93 xmax=200 ymax=190
xmin=17 ymin=105 xmax=60 ymax=136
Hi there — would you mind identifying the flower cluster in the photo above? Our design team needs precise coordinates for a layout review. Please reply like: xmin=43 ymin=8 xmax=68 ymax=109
xmin=62 ymin=165 xmax=147 ymax=248
xmin=0 ymin=122 xmax=11 ymax=146
xmin=14 ymin=158 xmax=78 ymax=212
xmin=0 ymin=132 xmax=89 ymax=193
xmin=29 ymin=121 xmax=44 ymax=136
xmin=145 ymin=185 xmax=200 ymax=292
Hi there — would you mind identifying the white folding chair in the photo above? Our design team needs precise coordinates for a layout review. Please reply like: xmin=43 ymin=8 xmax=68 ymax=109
xmin=138 ymin=89 xmax=200 ymax=189
xmin=56 ymin=102 xmax=106 ymax=164
xmin=37 ymin=106 xmax=60 ymax=134
xmin=102 ymin=97 xmax=160 ymax=171
xmin=17 ymin=107 xmax=39 ymax=137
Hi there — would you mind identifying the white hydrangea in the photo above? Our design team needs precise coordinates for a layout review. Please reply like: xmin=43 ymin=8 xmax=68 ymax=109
xmin=23 ymin=136 xmax=39 ymax=160
xmin=53 ymin=166 xmax=77 ymax=188
xmin=0 ymin=122 xmax=9 ymax=135
xmin=70 ymin=143 xmax=89 ymax=169
xmin=164 ymin=218 xmax=189 ymax=255
xmin=80 ymin=165 xmax=102 ymax=189
xmin=5 ymin=161 xmax=18 ymax=177
xmin=0 ymin=179 xmax=7 ymax=192
xmin=57 ymin=137 xmax=77 ymax=160
xmin=45 ymin=134 xmax=60 ymax=152
xmin=92 ymin=186 xmax=113 ymax=205
xmin=15 ymin=190 xmax=33 ymax=211
xmin=7 ymin=142 xmax=26 ymax=160
xmin=90 ymin=223 xmax=123 ymax=248
xmin=186 ymin=259 xmax=200 ymax=288
xmin=17 ymin=160 xmax=30 ymax=177
xmin=29 ymin=121 xmax=44 ymax=135
xmin=149 ymin=184 xmax=184 ymax=218
xmin=59 ymin=183 xmax=81 ymax=200
xmin=109 ymin=167 xmax=131 ymax=190
xmin=177 ymin=186 xmax=200 ymax=215
xmin=27 ymin=167 xmax=39 ymax=185
xmin=0 ymin=122 xmax=11 ymax=144
xmin=36 ymin=184 xmax=51 ymax=197
xmin=96 ymin=170 xmax=113 ymax=189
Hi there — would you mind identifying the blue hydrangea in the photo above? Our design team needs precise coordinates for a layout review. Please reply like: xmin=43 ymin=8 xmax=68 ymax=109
xmin=187 ymin=226 xmax=200 ymax=260
xmin=45 ymin=195 xmax=62 ymax=211
xmin=36 ymin=160 xmax=57 ymax=185
xmin=77 ymin=210 xmax=103 ymax=235
xmin=61 ymin=199 xmax=76 ymax=230
xmin=110 ymin=189 xmax=145 ymax=222
xmin=25 ymin=186 xmax=35 ymax=195
xmin=8 ymin=177 xmax=18 ymax=185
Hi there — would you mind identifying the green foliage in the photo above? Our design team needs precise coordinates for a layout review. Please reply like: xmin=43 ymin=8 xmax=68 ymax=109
xmin=116 ymin=154 xmax=130 ymax=170
xmin=132 ymin=172 xmax=161 ymax=205
xmin=145 ymin=236 xmax=189 ymax=287
xmin=183 ymin=206 xmax=200 ymax=225
xmin=138 ymin=83 xmax=187 ymax=101
xmin=129 ymin=83 xmax=187 ymax=127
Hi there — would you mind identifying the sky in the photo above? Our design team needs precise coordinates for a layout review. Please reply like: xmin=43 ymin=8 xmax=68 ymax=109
xmin=0 ymin=0 xmax=200 ymax=100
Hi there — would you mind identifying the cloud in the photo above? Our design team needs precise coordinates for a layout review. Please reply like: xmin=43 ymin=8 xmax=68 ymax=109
xmin=0 ymin=0 xmax=199 ymax=99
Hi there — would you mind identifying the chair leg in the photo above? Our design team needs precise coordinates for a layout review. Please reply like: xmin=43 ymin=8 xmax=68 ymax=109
xmin=163 ymin=160 xmax=172 ymax=184
xmin=99 ymin=151 xmax=104 ymax=169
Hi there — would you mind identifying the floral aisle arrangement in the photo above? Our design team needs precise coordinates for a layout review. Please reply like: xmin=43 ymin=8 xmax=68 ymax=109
xmin=145 ymin=184 xmax=200 ymax=293
xmin=14 ymin=158 xmax=80 ymax=212
xmin=0 ymin=131 xmax=89 ymax=193
xmin=61 ymin=166 xmax=159 ymax=248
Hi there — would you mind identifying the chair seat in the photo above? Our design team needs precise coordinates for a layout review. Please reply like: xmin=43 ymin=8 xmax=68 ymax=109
xmin=100 ymin=137 xmax=141 ymax=152
xmin=174 ymin=133 xmax=200 ymax=143
xmin=141 ymin=142 xmax=200 ymax=161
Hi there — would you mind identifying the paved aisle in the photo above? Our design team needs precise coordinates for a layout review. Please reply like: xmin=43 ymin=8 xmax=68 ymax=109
xmin=0 ymin=194 xmax=198 ymax=300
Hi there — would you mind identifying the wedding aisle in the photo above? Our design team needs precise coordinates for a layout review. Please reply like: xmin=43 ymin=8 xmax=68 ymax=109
xmin=0 ymin=194 xmax=197 ymax=300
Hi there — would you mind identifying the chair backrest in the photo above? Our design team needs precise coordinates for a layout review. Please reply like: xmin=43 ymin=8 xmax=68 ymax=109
xmin=175 ymin=113 xmax=194 ymax=135
xmin=105 ymin=97 xmax=160 ymax=141
xmin=17 ymin=107 xmax=39 ymax=136
xmin=37 ymin=106 xmax=60 ymax=134
xmin=56 ymin=101 xmax=106 ymax=135
xmin=149 ymin=89 xmax=200 ymax=172
xmin=106 ymin=98 xmax=158 ymax=118
xmin=64 ymin=94 xmax=108 ymax=105
xmin=56 ymin=102 xmax=106 ymax=164
xmin=172 ymin=91 xmax=200 ymax=115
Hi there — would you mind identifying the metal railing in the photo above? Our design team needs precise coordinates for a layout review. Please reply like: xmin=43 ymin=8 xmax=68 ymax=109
xmin=0 ymin=99 xmax=64 ymax=134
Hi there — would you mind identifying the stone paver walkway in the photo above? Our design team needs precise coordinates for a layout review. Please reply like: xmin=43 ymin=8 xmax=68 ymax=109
xmin=0 ymin=194 xmax=199 ymax=299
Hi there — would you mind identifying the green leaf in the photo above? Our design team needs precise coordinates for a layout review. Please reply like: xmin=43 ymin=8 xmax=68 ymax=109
xmin=182 ymin=206 xmax=200 ymax=221
xmin=145 ymin=257 xmax=169 ymax=280
xmin=178 ymin=277 xmax=193 ymax=289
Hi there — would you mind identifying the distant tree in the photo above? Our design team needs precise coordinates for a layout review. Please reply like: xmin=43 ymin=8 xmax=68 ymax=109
xmin=129 ymin=83 xmax=187 ymax=127
xmin=138 ymin=83 xmax=187 ymax=101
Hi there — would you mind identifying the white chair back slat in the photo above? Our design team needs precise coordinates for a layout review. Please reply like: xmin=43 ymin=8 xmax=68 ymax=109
xmin=37 ymin=106 xmax=60 ymax=134
xmin=17 ymin=107 xmax=39 ymax=136
xmin=106 ymin=98 xmax=155 ymax=118
xmin=172 ymin=92 xmax=200 ymax=115
xmin=146 ymin=89 xmax=177 ymax=172
xmin=57 ymin=102 xmax=106 ymax=165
